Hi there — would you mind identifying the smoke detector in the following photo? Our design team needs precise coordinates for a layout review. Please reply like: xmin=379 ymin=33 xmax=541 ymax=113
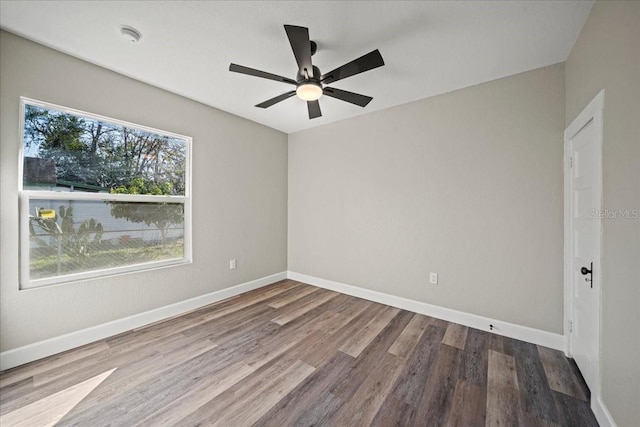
xmin=120 ymin=25 xmax=142 ymax=43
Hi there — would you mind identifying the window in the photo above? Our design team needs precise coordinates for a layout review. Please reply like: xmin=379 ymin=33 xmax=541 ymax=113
xmin=19 ymin=97 xmax=191 ymax=289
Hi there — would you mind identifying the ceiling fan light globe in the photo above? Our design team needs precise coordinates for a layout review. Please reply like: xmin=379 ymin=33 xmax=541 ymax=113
xmin=296 ymin=83 xmax=322 ymax=101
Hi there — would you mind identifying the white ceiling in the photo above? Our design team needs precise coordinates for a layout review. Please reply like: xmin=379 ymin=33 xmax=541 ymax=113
xmin=0 ymin=1 xmax=593 ymax=134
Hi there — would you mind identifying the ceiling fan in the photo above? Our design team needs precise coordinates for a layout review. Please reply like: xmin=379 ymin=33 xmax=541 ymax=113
xmin=229 ymin=25 xmax=385 ymax=119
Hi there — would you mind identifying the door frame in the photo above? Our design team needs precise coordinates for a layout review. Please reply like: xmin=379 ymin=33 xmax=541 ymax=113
xmin=563 ymin=89 xmax=604 ymax=399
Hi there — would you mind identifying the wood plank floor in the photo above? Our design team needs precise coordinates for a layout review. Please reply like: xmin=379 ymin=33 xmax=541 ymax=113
xmin=0 ymin=280 xmax=598 ymax=426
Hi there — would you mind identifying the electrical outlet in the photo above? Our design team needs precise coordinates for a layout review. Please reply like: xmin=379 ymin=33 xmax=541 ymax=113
xmin=429 ymin=272 xmax=438 ymax=285
xmin=229 ymin=259 xmax=237 ymax=270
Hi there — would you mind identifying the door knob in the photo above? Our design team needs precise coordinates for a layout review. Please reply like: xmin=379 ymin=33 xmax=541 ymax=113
xmin=580 ymin=266 xmax=592 ymax=275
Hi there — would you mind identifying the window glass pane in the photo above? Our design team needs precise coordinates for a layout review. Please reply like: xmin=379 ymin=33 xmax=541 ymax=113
xmin=20 ymin=99 xmax=191 ymax=288
xmin=28 ymin=198 xmax=184 ymax=281
xmin=23 ymin=103 xmax=186 ymax=195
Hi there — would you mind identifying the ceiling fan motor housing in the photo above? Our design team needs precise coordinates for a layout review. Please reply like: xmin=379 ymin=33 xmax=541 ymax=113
xmin=297 ymin=65 xmax=322 ymax=83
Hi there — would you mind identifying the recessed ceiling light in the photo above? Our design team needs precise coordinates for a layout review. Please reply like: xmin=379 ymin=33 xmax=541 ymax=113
xmin=120 ymin=25 xmax=142 ymax=43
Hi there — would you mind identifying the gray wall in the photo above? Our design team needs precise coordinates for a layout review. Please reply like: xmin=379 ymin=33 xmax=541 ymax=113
xmin=565 ymin=2 xmax=640 ymax=425
xmin=0 ymin=31 xmax=288 ymax=351
xmin=289 ymin=63 xmax=565 ymax=333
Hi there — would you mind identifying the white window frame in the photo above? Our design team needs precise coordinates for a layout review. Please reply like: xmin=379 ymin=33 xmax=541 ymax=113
xmin=19 ymin=97 xmax=192 ymax=289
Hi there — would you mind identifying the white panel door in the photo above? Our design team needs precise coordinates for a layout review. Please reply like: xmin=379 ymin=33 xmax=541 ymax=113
xmin=565 ymin=91 xmax=603 ymax=396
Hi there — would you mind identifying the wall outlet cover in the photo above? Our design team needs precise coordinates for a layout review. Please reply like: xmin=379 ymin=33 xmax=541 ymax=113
xmin=429 ymin=272 xmax=438 ymax=285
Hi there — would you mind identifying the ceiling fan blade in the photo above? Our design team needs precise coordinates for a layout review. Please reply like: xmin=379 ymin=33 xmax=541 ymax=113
xmin=229 ymin=63 xmax=297 ymax=85
xmin=284 ymin=25 xmax=313 ymax=77
xmin=255 ymin=91 xmax=297 ymax=108
xmin=321 ymin=49 xmax=384 ymax=85
xmin=322 ymin=87 xmax=373 ymax=107
xmin=307 ymin=100 xmax=322 ymax=119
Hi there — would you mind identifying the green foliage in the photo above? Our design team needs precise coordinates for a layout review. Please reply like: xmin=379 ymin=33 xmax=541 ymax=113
xmin=30 ymin=239 xmax=183 ymax=279
xmin=29 ymin=212 xmax=63 ymax=247
xmin=63 ymin=209 xmax=104 ymax=259
xmin=23 ymin=104 xmax=186 ymax=192
xmin=29 ymin=205 xmax=104 ymax=259
xmin=111 ymin=178 xmax=174 ymax=196
xmin=25 ymin=107 xmax=85 ymax=151
xmin=109 ymin=179 xmax=183 ymax=246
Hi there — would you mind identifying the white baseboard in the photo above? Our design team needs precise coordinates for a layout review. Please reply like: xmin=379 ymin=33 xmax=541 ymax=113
xmin=288 ymin=271 xmax=565 ymax=351
xmin=0 ymin=271 xmax=287 ymax=371
xmin=1 ymin=270 xmax=567 ymax=370
xmin=593 ymin=396 xmax=618 ymax=427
